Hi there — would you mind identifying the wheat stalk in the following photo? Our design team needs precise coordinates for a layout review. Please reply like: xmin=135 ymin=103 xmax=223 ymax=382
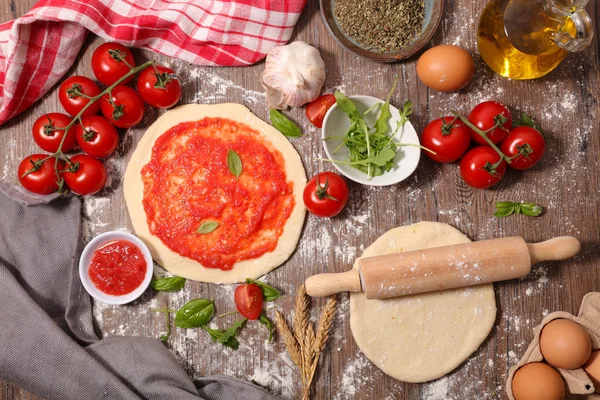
xmin=277 ymin=285 xmax=336 ymax=400
xmin=275 ymin=311 xmax=302 ymax=369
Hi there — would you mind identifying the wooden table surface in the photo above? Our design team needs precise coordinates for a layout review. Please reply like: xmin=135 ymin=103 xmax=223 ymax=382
xmin=2 ymin=1 xmax=599 ymax=399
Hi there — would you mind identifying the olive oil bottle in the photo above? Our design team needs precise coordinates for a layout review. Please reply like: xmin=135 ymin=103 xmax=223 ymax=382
xmin=477 ymin=0 xmax=593 ymax=79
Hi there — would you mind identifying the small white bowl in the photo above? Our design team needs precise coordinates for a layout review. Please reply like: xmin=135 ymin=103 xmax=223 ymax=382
xmin=321 ymin=95 xmax=421 ymax=186
xmin=79 ymin=231 xmax=154 ymax=305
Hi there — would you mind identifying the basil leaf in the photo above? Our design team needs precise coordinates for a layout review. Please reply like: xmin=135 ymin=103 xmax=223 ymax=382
xmin=518 ymin=203 xmax=543 ymax=217
xmin=175 ymin=299 xmax=214 ymax=328
xmin=259 ymin=313 xmax=275 ymax=343
xmin=494 ymin=201 xmax=542 ymax=218
xmin=197 ymin=221 xmax=219 ymax=234
xmin=245 ymin=279 xmax=282 ymax=302
xmin=219 ymin=319 xmax=247 ymax=344
xmin=150 ymin=276 xmax=186 ymax=292
xmin=494 ymin=202 xmax=516 ymax=217
xmin=227 ymin=149 xmax=242 ymax=178
xmin=269 ymin=109 xmax=302 ymax=138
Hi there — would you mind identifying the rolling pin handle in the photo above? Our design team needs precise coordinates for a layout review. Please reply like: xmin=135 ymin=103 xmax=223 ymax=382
xmin=305 ymin=270 xmax=362 ymax=297
xmin=527 ymin=236 xmax=581 ymax=265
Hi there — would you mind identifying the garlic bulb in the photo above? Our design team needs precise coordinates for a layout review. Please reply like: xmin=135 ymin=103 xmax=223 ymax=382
xmin=261 ymin=41 xmax=326 ymax=109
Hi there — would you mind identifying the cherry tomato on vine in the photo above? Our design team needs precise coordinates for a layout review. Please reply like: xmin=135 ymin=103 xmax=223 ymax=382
xmin=63 ymin=154 xmax=107 ymax=196
xmin=32 ymin=113 xmax=76 ymax=152
xmin=136 ymin=65 xmax=181 ymax=109
xmin=459 ymin=146 xmax=507 ymax=189
xmin=421 ymin=117 xmax=471 ymax=163
xmin=75 ymin=115 xmax=119 ymax=158
xmin=303 ymin=172 xmax=348 ymax=217
xmin=101 ymin=85 xmax=145 ymax=128
xmin=234 ymin=283 xmax=263 ymax=320
xmin=468 ymin=101 xmax=512 ymax=145
xmin=91 ymin=42 xmax=136 ymax=86
xmin=500 ymin=126 xmax=546 ymax=170
xmin=306 ymin=94 xmax=336 ymax=128
xmin=58 ymin=76 xmax=101 ymax=117
xmin=17 ymin=154 xmax=64 ymax=195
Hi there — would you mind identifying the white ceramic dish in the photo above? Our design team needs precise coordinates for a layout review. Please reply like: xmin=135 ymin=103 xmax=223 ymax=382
xmin=79 ymin=231 xmax=153 ymax=305
xmin=321 ymin=95 xmax=421 ymax=186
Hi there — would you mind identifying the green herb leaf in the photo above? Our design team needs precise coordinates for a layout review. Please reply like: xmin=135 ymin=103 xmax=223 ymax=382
xmin=245 ymin=279 xmax=282 ymax=302
xmin=150 ymin=276 xmax=186 ymax=292
xmin=494 ymin=201 xmax=543 ymax=218
xmin=269 ymin=108 xmax=302 ymax=138
xmin=175 ymin=299 xmax=214 ymax=328
xmin=373 ymin=80 xmax=397 ymax=136
xmin=197 ymin=221 xmax=219 ymax=234
xmin=219 ymin=319 xmax=247 ymax=344
xmin=519 ymin=203 xmax=543 ymax=217
xmin=334 ymin=91 xmax=361 ymax=120
xmin=259 ymin=313 xmax=275 ymax=343
xmin=514 ymin=113 xmax=543 ymax=135
xmin=227 ymin=149 xmax=242 ymax=178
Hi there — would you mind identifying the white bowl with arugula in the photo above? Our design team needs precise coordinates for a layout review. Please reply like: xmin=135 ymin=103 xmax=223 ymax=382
xmin=321 ymin=92 xmax=422 ymax=186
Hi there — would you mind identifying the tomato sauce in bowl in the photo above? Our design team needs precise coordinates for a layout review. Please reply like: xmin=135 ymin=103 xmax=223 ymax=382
xmin=88 ymin=240 xmax=147 ymax=296
xmin=79 ymin=231 xmax=153 ymax=305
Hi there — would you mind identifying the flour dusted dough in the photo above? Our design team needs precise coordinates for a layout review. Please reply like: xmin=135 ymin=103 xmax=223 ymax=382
xmin=123 ymin=104 xmax=306 ymax=284
xmin=350 ymin=222 xmax=496 ymax=383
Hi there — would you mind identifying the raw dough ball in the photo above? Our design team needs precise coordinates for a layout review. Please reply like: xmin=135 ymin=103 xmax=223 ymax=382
xmin=350 ymin=221 xmax=496 ymax=383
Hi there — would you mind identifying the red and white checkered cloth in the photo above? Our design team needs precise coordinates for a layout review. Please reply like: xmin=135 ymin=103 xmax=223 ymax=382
xmin=0 ymin=0 xmax=307 ymax=126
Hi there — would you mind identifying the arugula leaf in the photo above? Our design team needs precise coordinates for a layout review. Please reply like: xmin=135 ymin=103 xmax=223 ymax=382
xmin=269 ymin=109 xmax=302 ymax=138
xmin=197 ymin=221 xmax=219 ymax=234
xmin=373 ymin=80 xmax=397 ymax=136
xmin=200 ymin=320 xmax=246 ymax=350
xmin=334 ymin=91 xmax=361 ymax=120
xmin=174 ymin=299 xmax=214 ymax=328
xmin=259 ymin=313 xmax=275 ymax=343
xmin=494 ymin=201 xmax=543 ymax=217
xmin=219 ymin=319 xmax=247 ymax=344
xmin=227 ymin=149 xmax=242 ymax=178
xmin=150 ymin=276 xmax=186 ymax=292
xmin=245 ymin=279 xmax=282 ymax=302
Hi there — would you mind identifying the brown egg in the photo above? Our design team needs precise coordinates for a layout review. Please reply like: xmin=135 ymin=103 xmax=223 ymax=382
xmin=584 ymin=349 xmax=600 ymax=392
xmin=512 ymin=362 xmax=565 ymax=400
xmin=540 ymin=319 xmax=592 ymax=369
xmin=416 ymin=45 xmax=474 ymax=92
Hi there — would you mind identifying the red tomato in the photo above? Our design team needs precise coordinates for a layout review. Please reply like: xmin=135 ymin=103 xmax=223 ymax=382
xmin=303 ymin=172 xmax=349 ymax=217
xmin=234 ymin=284 xmax=263 ymax=320
xmin=17 ymin=154 xmax=64 ymax=195
xmin=468 ymin=101 xmax=512 ymax=145
xmin=306 ymin=94 xmax=336 ymax=128
xmin=91 ymin=42 xmax=136 ymax=86
xmin=136 ymin=65 xmax=182 ymax=109
xmin=63 ymin=154 xmax=107 ymax=196
xmin=421 ymin=117 xmax=471 ymax=163
xmin=75 ymin=115 xmax=119 ymax=158
xmin=58 ymin=76 xmax=101 ymax=117
xmin=32 ymin=113 xmax=76 ymax=152
xmin=500 ymin=126 xmax=546 ymax=170
xmin=101 ymin=85 xmax=145 ymax=128
xmin=459 ymin=146 xmax=507 ymax=189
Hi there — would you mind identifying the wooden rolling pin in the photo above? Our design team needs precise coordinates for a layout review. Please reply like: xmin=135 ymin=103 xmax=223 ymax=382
xmin=305 ymin=236 xmax=581 ymax=299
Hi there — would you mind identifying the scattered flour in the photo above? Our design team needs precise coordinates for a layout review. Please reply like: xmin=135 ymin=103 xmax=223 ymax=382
xmin=335 ymin=353 xmax=372 ymax=400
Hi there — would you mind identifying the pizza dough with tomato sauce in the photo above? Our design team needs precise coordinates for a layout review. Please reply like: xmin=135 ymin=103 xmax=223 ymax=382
xmin=124 ymin=104 xmax=306 ymax=283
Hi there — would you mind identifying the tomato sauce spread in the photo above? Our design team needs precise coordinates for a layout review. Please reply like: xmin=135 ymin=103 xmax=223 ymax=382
xmin=89 ymin=240 xmax=147 ymax=296
xmin=141 ymin=117 xmax=295 ymax=271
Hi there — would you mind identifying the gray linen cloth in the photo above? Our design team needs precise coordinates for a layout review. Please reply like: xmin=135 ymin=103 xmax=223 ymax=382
xmin=0 ymin=183 xmax=278 ymax=400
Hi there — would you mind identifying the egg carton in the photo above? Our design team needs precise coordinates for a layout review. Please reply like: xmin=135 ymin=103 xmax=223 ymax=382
xmin=506 ymin=292 xmax=600 ymax=400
